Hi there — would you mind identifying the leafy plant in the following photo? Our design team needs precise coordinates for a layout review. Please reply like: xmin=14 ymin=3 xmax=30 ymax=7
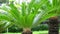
xmin=44 ymin=0 xmax=60 ymax=34
xmin=0 ymin=0 xmax=60 ymax=34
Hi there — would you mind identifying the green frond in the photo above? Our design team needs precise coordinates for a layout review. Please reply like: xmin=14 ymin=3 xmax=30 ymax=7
xmin=27 ymin=0 xmax=35 ymax=14
xmin=27 ymin=0 xmax=49 ymax=14
xmin=25 ymin=14 xmax=35 ymax=28
xmin=33 ymin=12 xmax=56 ymax=26
xmin=0 ymin=3 xmax=21 ymax=24
xmin=52 ymin=0 xmax=58 ymax=7
xmin=9 ymin=2 xmax=20 ymax=17
xmin=21 ymin=2 xmax=26 ymax=16
xmin=0 ymin=13 xmax=11 ymax=21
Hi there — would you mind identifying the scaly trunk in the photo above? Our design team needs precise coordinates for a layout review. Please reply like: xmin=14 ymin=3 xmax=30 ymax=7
xmin=48 ymin=16 xmax=59 ymax=34
xmin=22 ymin=28 xmax=32 ymax=34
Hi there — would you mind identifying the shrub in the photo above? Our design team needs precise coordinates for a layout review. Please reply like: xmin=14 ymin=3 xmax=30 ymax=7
xmin=32 ymin=24 xmax=48 ymax=31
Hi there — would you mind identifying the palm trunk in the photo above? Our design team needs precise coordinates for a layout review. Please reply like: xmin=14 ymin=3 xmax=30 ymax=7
xmin=22 ymin=28 xmax=32 ymax=34
xmin=48 ymin=16 xmax=59 ymax=34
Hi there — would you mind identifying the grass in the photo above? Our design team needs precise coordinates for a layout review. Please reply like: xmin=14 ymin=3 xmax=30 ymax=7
xmin=3 ymin=31 xmax=48 ymax=34
xmin=33 ymin=31 xmax=48 ymax=34
xmin=2 ymin=30 xmax=60 ymax=34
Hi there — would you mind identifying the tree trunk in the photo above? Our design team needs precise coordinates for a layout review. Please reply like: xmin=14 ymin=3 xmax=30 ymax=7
xmin=22 ymin=28 xmax=32 ymax=34
xmin=48 ymin=16 xmax=59 ymax=34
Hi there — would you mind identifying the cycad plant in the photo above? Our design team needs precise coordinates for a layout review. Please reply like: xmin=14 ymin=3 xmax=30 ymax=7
xmin=0 ymin=0 xmax=60 ymax=34
xmin=43 ymin=0 xmax=60 ymax=34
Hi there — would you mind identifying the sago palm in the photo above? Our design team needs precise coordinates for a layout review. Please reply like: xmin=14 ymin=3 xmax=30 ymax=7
xmin=0 ymin=0 xmax=60 ymax=34
xmin=42 ymin=0 xmax=60 ymax=34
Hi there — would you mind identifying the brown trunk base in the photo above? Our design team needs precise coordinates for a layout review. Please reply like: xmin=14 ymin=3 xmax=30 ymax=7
xmin=22 ymin=31 xmax=32 ymax=34
xmin=48 ymin=17 xmax=59 ymax=34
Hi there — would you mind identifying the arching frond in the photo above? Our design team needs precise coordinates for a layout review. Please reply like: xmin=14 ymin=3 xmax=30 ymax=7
xmin=33 ymin=12 xmax=57 ymax=26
